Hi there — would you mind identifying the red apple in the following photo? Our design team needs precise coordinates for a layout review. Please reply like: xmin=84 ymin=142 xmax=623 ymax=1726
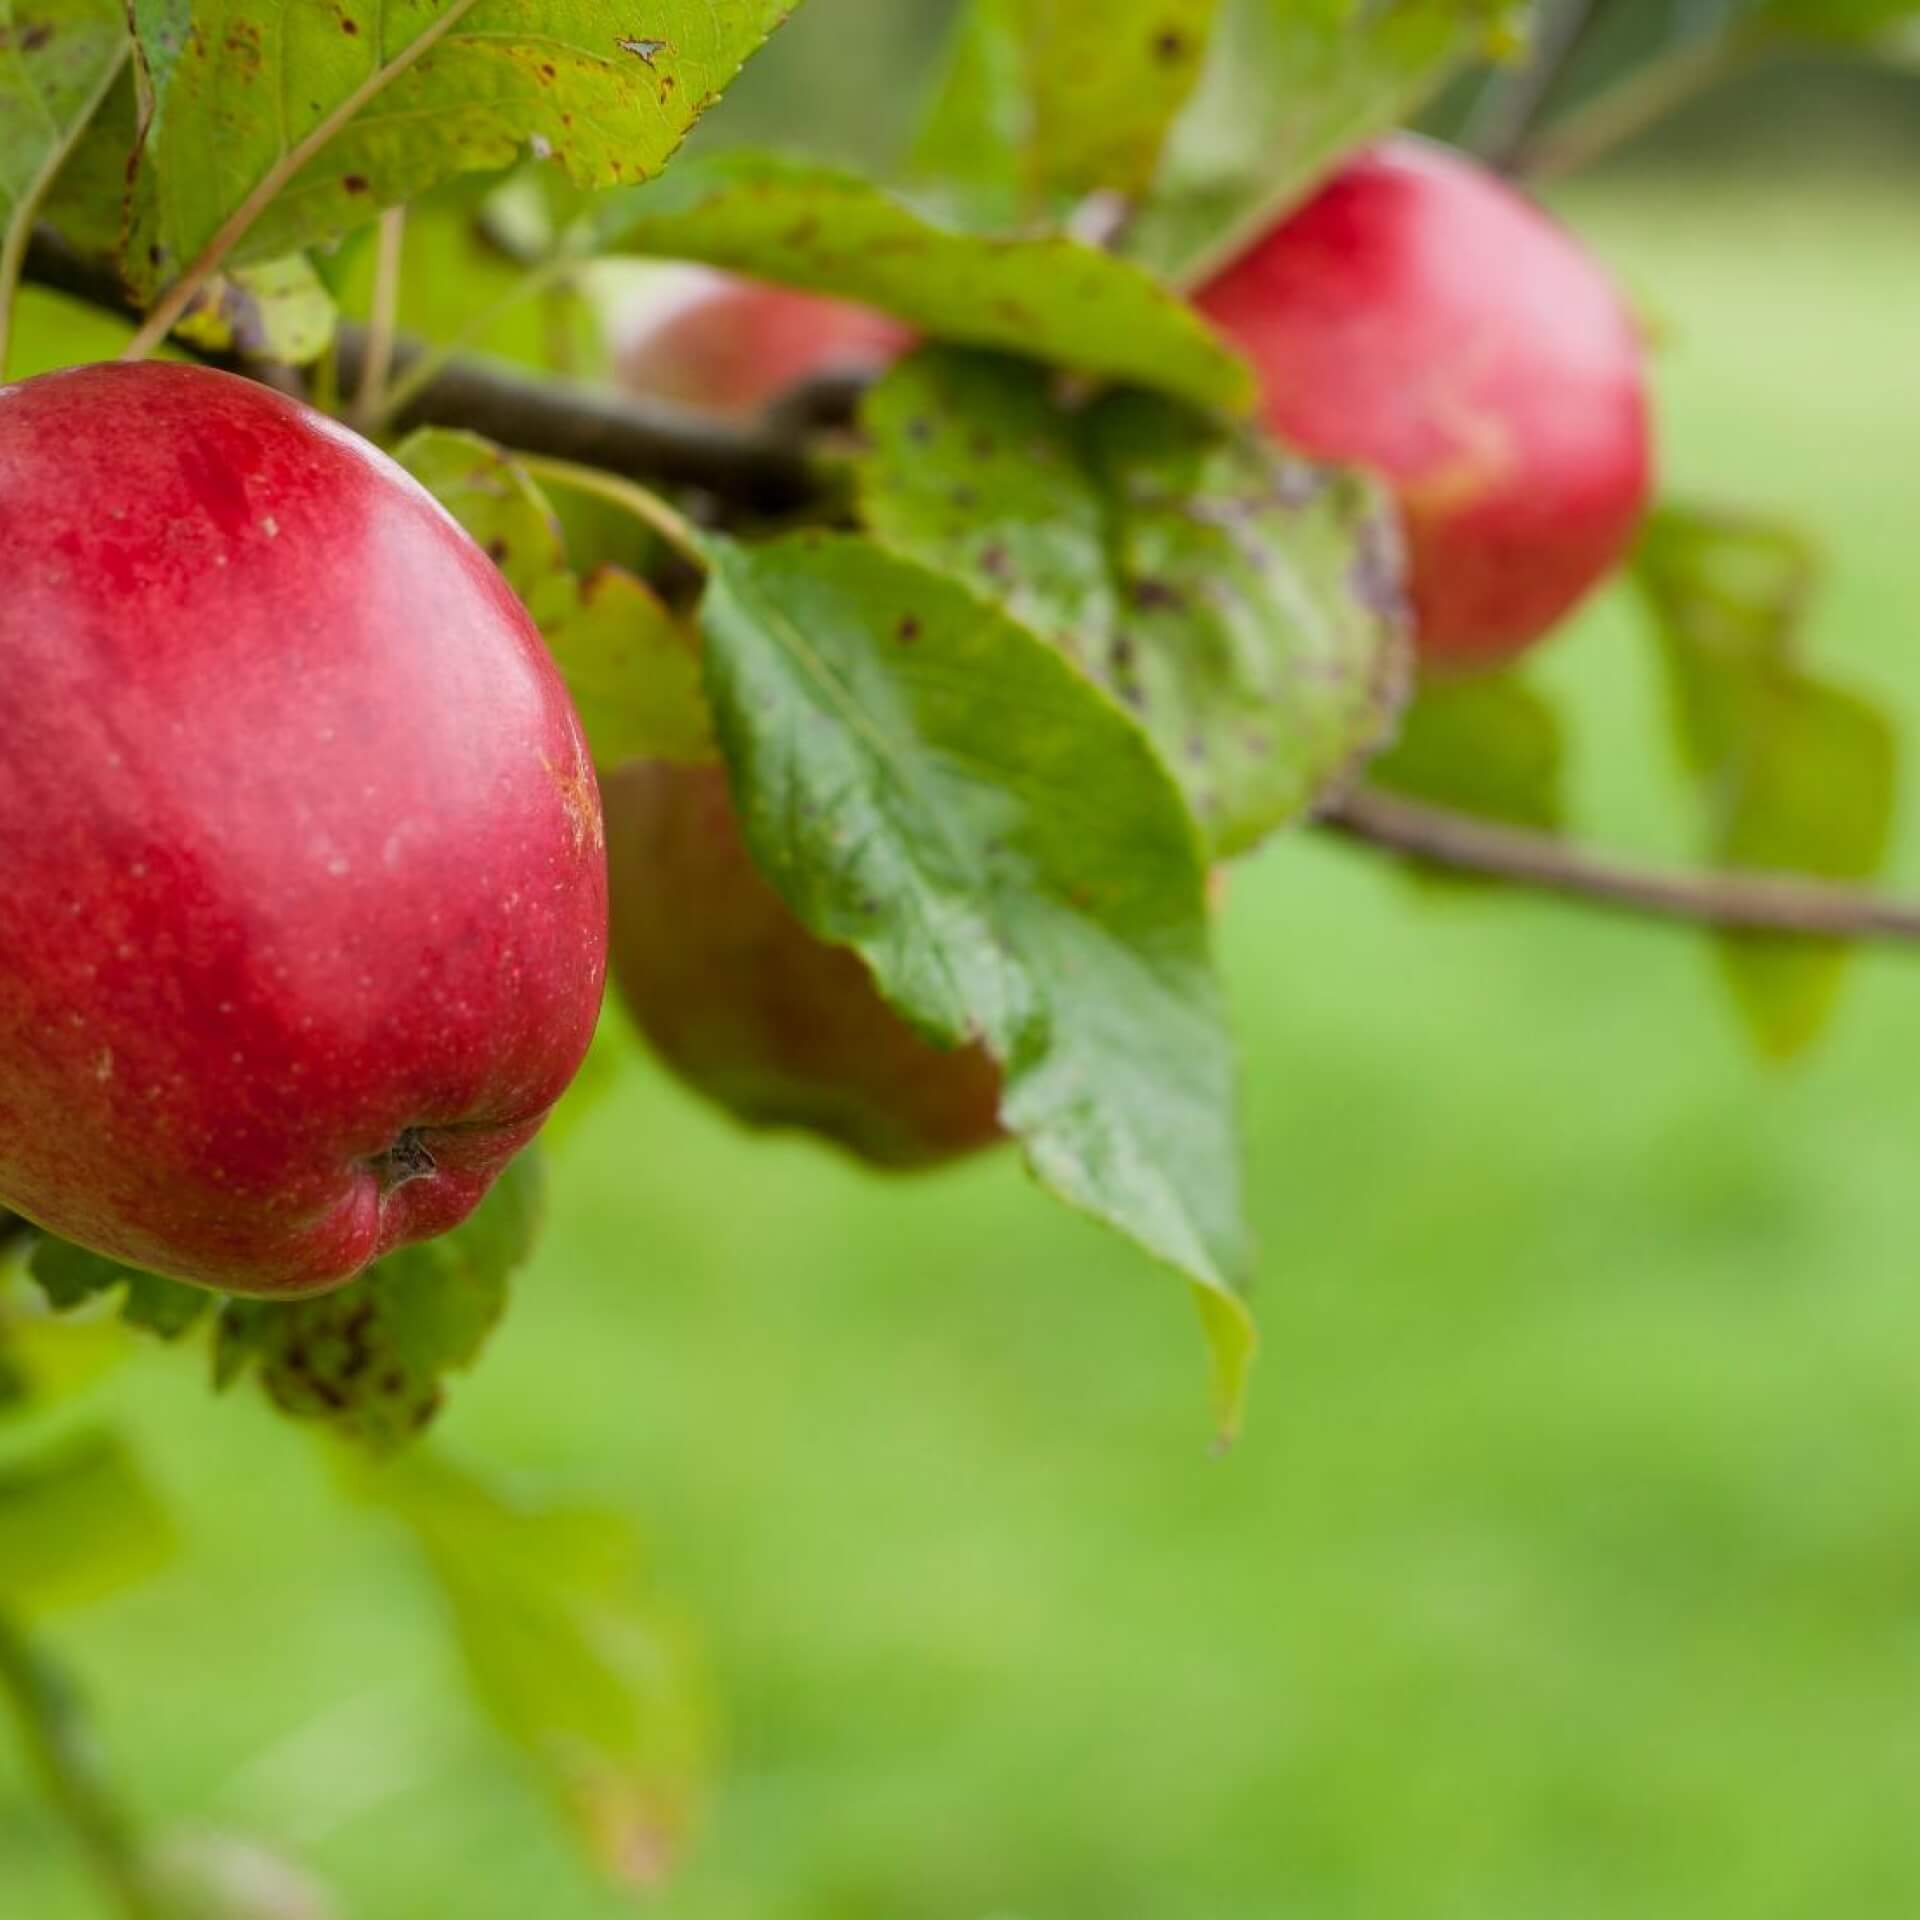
xmin=605 ymin=762 xmax=1002 ymax=1170
xmin=1195 ymin=136 xmax=1652 ymax=668
xmin=617 ymin=270 xmax=913 ymax=422
xmin=0 ymin=362 xmax=608 ymax=1295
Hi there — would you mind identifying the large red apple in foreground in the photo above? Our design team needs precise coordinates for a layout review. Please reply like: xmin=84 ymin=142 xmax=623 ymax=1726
xmin=0 ymin=363 xmax=608 ymax=1294
xmin=605 ymin=763 xmax=1002 ymax=1170
xmin=618 ymin=270 xmax=913 ymax=422
xmin=1196 ymin=137 xmax=1652 ymax=668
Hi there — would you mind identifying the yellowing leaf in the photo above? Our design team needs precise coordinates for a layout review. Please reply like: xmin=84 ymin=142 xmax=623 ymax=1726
xmin=355 ymin=1450 xmax=711 ymax=1891
xmin=125 ymin=0 xmax=792 ymax=295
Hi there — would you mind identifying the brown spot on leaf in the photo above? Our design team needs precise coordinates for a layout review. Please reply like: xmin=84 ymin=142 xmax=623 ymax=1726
xmin=896 ymin=615 xmax=921 ymax=644
xmin=342 ymin=174 xmax=369 ymax=194
xmin=20 ymin=20 xmax=52 ymax=49
xmin=1131 ymin=578 xmax=1184 ymax=612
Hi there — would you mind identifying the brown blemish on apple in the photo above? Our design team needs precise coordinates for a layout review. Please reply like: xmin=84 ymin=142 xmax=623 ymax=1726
xmin=545 ymin=745 xmax=603 ymax=855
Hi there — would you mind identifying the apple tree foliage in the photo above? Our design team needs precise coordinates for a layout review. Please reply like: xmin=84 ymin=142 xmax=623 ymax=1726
xmin=1 ymin=0 xmax=1916 ymax=1899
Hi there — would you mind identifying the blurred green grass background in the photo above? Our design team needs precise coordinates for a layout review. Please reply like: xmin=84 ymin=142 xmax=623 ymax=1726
xmin=8 ymin=21 xmax=1920 ymax=1920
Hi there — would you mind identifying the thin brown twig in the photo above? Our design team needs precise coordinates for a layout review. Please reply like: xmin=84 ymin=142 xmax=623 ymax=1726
xmin=21 ymin=231 xmax=820 ymax=510
xmin=1322 ymin=788 xmax=1920 ymax=942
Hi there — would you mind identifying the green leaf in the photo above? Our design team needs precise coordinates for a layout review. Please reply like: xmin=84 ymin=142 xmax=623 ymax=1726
xmin=354 ymin=1450 xmax=710 ymax=1890
xmin=396 ymin=424 xmax=568 ymax=598
xmin=0 ymin=1311 xmax=128 ymax=1418
xmin=171 ymin=253 xmax=337 ymax=363
xmin=1128 ymin=0 xmax=1528 ymax=286
xmin=330 ymin=181 xmax=606 ymax=383
xmin=533 ymin=568 xmax=713 ymax=768
xmin=213 ymin=1151 xmax=543 ymax=1452
xmin=859 ymin=347 xmax=1407 ymax=857
xmin=0 ymin=0 xmax=128 ymax=335
xmin=594 ymin=151 xmax=1256 ymax=417
xmin=1635 ymin=505 xmax=1899 ymax=1061
xmin=1370 ymin=669 xmax=1565 ymax=833
xmin=0 ymin=1342 xmax=27 ymax=1418
xmin=124 ymin=0 xmax=792 ymax=296
xmin=1744 ymin=0 xmax=1920 ymax=45
xmin=699 ymin=532 xmax=1256 ymax=1436
xmin=1708 ymin=679 xmax=1898 ymax=1058
xmin=912 ymin=0 xmax=1222 ymax=219
xmin=0 ymin=1428 xmax=174 ymax=1614
xmin=31 ymin=54 xmax=134 ymax=258
xmin=29 ymin=1237 xmax=212 ymax=1339
xmin=395 ymin=428 xmax=713 ymax=768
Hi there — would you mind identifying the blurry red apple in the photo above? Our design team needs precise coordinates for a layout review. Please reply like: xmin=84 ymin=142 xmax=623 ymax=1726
xmin=618 ymin=270 xmax=913 ymax=422
xmin=1196 ymin=136 xmax=1652 ymax=668
xmin=0 ymin=362 xmax=608 ymax=1295
xmin=605 ymin=762 xmax=1002 ymax=1170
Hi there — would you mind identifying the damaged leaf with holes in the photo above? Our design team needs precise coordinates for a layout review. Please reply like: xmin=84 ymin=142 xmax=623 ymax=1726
xmin=121 ymin=0 xmax=793 ymax=298
xmin=213 ymin=1149 xmax=544 ymax=1451
xmin=859 ymin=347 xmax=1408 ymax=857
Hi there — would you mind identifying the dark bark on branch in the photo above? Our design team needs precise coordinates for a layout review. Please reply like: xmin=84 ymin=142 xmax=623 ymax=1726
xmin=23 ymin=228 xmax=1920 ymax=947
xmin=22 ymin=229 xmax=820 ymax=512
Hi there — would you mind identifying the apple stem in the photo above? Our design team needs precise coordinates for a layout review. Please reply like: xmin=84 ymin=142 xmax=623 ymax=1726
xmin=0 ymin=1614 xmax=166 ymax=1920
xmin=350 ymin=207 xmax=409 ymax=433
xmin=513 ymin=454 xmax=708 ymax=572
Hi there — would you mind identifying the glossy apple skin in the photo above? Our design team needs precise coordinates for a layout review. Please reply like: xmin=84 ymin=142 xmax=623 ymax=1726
xmin=619 ymin=272 xmax=914 ymax=422
xmin=606 ymin=762 xmax=1002 ymax=1171
xmin=1196 ymin=137 xmax=1652 ymax=668
xmin=0 ymin=362 xmax=608 ymax=1295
